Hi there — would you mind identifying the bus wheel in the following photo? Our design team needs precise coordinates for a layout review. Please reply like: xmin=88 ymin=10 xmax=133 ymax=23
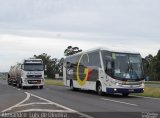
xmin=122 ymin=93 xmax=129 ymax=97
xmin=97 ymin=83 xmax=103 ymax=96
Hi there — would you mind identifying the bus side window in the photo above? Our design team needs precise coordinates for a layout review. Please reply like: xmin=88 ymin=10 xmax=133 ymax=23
xmin=107 ymin=61 xmax=111 ymax=69
xmin=105 ymin=61 xmax=114 ymax=77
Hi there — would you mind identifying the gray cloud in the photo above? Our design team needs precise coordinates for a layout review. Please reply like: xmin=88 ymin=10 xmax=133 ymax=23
xmin=0 ymin=0 xmax=160 ymax=34
xmin=0 ymin=0 xmax=160 ymax=72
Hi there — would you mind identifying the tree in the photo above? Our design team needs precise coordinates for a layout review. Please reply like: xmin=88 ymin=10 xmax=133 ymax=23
xmin=151 ymin=50 xmax=160 ymax=80
xmin=57 ymin=58 xmax=64 ymax=76
xmin=144 ymin=49 xmax=160 ymax=80
xmin=34 ymin=53 xmax=57 ymax=78
xmin=64 ymin=46 xmax=82 ymax=56
xmin=33 ymin=53 xmax=64 ymax=78
xmin=144 ymin=54 xmax=154 ymax=78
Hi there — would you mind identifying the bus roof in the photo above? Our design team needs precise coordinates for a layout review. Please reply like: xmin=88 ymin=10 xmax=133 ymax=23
xmin=65 ymin=47 xmax=140 ymax=58
xmin=99 ymin=46 xmax=140 ymax=54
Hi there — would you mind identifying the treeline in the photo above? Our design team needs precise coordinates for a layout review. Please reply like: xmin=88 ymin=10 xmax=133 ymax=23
xmin=34 ymin=53 xmax=63 ymax=78
xmin=33 ymin=46 xmax=159 ymax=80
xmin=34 ymin=46 xmax=82 ymax=79
xmin=144 ymin=49 xmax=160 ymax=81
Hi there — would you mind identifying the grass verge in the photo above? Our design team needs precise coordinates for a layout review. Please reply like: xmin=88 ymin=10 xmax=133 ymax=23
xmin=135 ymin=87 xmax=160 ymax=98
xmin=145 ymin=81 xmax=160 ymax=84
xmin=45 ymin=79 xmax=160 ymax=98
xmin=45 ymin=79 xmax=64 ymax=86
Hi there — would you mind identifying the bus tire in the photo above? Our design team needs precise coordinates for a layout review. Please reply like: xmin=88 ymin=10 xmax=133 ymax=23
xmin=96 ymin=82 xmax=103 ymax=96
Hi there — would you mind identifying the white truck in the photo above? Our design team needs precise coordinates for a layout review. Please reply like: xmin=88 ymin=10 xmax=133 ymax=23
xmin=8 ymin=58 xmax=45 ymax=89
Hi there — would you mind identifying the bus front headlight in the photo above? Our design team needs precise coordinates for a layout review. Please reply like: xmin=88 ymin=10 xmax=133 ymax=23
xmin=114 ymin=88 xmax=117 ymax=91
xmin=141 ymin=83 xmax=145 ymax=87
xmin=116 ymin=83 xmax=119 ymax=86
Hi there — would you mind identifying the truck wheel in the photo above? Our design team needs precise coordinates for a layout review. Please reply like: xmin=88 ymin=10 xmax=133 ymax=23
xmin=11 ymin=81 xmax=15 ymax=86
xmin=40 ymin=86 xmax=43 ymax=89
xmin=17 ymin=80 xmax=21 ymax=88
xmin=21 ymin=80 xmax=25 ymax=89
xmin=8 ymin=80 xmax=11 ymax=85
xmin=22 ymin=86 xmax=25 ymax=89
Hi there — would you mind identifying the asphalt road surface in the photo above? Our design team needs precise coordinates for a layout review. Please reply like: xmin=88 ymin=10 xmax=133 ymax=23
xmin=0 ymin=79 xmax=160 ymax=118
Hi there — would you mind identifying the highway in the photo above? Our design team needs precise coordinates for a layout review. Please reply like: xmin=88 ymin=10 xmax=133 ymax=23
xmin=0 ymin=79 xmax=160 ymax=118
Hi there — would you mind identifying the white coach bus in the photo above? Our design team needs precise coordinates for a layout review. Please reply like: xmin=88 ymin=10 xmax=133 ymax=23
xmin=63 ymin=47 xmax=145 ymax=96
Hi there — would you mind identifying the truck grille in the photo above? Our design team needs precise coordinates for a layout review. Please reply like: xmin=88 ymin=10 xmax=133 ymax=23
xmin=28 ymin=80 xmax=41 ymax=84
xmin=27 ymin=75 xmax=42 ymax=78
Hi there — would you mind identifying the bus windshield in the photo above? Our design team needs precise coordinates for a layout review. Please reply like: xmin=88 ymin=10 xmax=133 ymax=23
xmin=112 ymin=53 xmax=144 ymax=80
xmin=24 ymin=64 xmax=44 ymax=71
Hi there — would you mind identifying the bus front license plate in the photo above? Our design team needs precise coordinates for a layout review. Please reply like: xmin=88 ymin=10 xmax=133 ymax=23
xmin=129 ymin=89 xmax=134 ymax=92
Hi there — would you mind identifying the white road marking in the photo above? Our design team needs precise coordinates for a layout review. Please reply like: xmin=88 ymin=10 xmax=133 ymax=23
xmin=17 ymin=109 xmax=71 ymax=112
xmin=130 ymin=95 xmax=160 ymax=100
xmin=101 ymin=98 xmax=138 ymax=106
xmin=2 ymin=92 xmax=30 ymax=112
xmin=29 ymin=92 xmax=74 ymax=111
xmin=2 ymin=92 xmax=93 ymax=118
xmin=29 ymin=92 xmax=93 ymax=118
xmin=17 ymin=102 xmax=54 ymax=107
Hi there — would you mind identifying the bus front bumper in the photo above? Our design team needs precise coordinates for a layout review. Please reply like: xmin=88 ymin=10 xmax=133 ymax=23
xmin=106 ymin=88 xmax=144 ymax=94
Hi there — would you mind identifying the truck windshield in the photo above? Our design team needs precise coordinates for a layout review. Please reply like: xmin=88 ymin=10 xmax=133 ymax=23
xmin=112 ymin=53 xmax=144 ymax=80
xmin=24 ymin=64 xmax=44 ymax=71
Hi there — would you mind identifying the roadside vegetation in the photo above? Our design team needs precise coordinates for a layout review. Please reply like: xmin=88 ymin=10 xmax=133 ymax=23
xmin=45 ymin=79 xmax=64 ymax=86
xmin=33 ymin=46 xmax=82 ymax=79
xmin=143 ymin=49 xmax=160 ymax=81
xmin=0 ymin=76 xmax=7 ymax=80
xmin=44 ymin=79 xmax=160 ymax=98
xmin=145 ymin=81 xmax=160 ymax=84
xmin=135 ymin=87 xmax=160 ymax=98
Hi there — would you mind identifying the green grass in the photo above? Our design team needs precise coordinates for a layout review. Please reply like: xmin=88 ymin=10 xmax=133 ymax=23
xmin=0 ymin=77 xmax=6 ymax=80
xmin=135 ymin=87 xmax=160 ymax=98
xmin=145 ymin=81 xmax=160 ymax=84
xmin=45 ymin=79 xmax=64 ymax=86
xmin=43 ymin=78 xmax=160 ymax=98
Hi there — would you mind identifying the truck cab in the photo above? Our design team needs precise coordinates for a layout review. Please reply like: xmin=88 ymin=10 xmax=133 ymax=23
xmin=20 ymin=59 xmax=45 ymax=89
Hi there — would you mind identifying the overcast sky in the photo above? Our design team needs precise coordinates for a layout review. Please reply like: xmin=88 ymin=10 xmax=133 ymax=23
xmin=0 ymin=0 xmax=160 ymax=72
